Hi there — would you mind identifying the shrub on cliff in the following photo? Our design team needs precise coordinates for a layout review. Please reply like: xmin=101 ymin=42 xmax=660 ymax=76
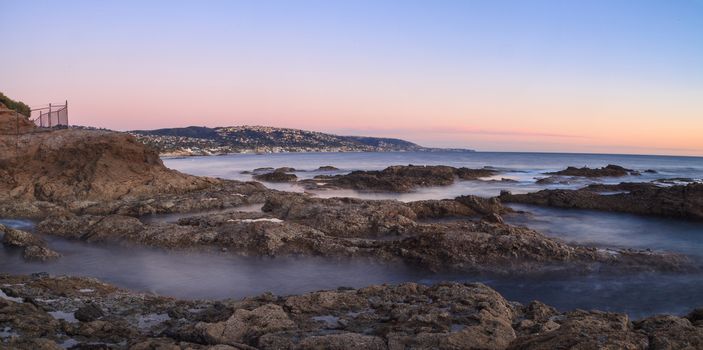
xmin=0 ymin=92 xmax=31 ymax=117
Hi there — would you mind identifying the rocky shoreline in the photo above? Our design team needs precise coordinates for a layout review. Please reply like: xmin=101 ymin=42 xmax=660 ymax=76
xmin=2 ymin=107 xmax=702 ymax=349
xmin=1 ymin=274 xmax=702 ymax=349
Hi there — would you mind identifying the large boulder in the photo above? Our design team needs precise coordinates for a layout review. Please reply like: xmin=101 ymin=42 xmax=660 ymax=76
xmin=0 ymin=122 xmax=217 ymax=205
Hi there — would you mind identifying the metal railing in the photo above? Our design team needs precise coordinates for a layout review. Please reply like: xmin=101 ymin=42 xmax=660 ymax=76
xmin=31 ymin=101 xmax=69 ymax=128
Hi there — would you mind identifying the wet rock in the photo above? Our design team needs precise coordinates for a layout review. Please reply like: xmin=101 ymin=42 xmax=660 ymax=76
xmin=481 ymin=213 xmax=504 ymax=224
xmin=388 ymin=221 xmax=692 ymax=274
xmin=22 ymin=245 xmax=61 ymax=262
xmin=262 ymin=193 xmax=418 ymax=238
xmin=74 ymin=303 xmax=105 ymax=322
xmin=508 ymin=310 xmax=648 ymax=350
xmin=197 ymin=304 xmax=295 ymax=345
xmin=635 ymin=315 xmax=703 ymax=349
xmin=2 ymin=274 xmax=703 ymax=350
xmin=317 ymin=165 xmax=339 ymax=171
xmin=296 ymin=333 xmax=387 ymax=350
xmin=253 ymin=170 xmax=298 ymax=182
xmin=1 ymin=225 xmax=61 ymax=262
xmin=546 ymin=164 xmax=639 ymax=177
xmin=1 ymin=225 xmax=45 ymax=247
xmin=301 ymin=165 xmax=497 ymax=192
xmin=500 ymin=182 xmax=703 ymax=220
xmin=534 ymin=176 xmax=572 ymax=185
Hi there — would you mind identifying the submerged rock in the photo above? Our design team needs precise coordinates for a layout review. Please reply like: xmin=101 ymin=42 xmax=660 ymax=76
xmin=546 ymin=164 xmax=639 ymax=177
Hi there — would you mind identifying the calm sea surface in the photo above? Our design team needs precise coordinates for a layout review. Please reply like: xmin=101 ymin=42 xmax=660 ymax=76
xmin=2 ymin=152 xmax=702 ymax=318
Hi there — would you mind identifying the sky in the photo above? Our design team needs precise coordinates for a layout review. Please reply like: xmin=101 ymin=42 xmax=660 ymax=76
xmin=1 ymin=0 xmax=702 ymax=155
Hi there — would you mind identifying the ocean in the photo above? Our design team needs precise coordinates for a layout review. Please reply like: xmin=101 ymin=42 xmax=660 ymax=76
xmin=2 ymin=151 xmax=702 ymax=318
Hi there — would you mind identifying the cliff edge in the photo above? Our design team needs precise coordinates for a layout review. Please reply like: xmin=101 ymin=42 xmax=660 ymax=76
xmin=0 ymin=103 xmax=216 ymax=204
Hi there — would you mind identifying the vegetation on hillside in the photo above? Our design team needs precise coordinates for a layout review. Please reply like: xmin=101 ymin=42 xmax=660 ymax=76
xmin=0 ymin=92 xmax=31 ymax=117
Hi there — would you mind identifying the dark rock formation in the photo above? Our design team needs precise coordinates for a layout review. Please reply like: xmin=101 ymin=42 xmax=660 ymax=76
xmin=74 ymin=303 xmax=105 ymax=322
xmin=546 ymin=164 xmax=639 ymax=177
xmin=317 ymin=165 xmax=339 ymax=171
xmin=1 ymin=224 xmax=61 ymax=262
xmin=301 ymin=165 xmax=498 ymax=192
xmin=36 ymin=193 xmax=694 ymax=275
xmin=500 ymin=182 xmax=703 ymax=220
xmin=253 ymin=169 xmax=298 ymax=182
xmin=1 ymin=274 xmax=702 ymax=350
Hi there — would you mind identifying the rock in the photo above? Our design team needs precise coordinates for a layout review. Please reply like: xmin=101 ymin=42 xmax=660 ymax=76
xmin=1 ymin=225 xmax=45 ymax=248
xmin=197 ymin=304 xmax=295 ymax=345
xmin=74 ymin=303 xmax=105 ymax=322
xmin=296 ymin=333 xmax=387 ymax=350
xmin=262 ymin=193 xmax=418 ymax=238
xmin=535 ymin=176 xmax=572 ymax=185
xmin=301 ymin=165 xmax=498 ymax=192
xmin=481 ymin=213 xmax=504 ymax=223
xmin=1 ymin=225 xmax=61 ymax=262
xmin=275 ymin=167 xmax=296 ymax=172
xmin=253 ymin=170 xmax=298 ymax=182
xmin=388 ymin=221 xmax=692 ymax=274
xmin=500 ymin=182 xmax=703 ymax=220
xmin=507 ymin=310 xmax=648 ymax=349
xmin=2 ymin=274 xmax=702 ymax=350
xmin=22 ymin=245 xmax=61 ymax=262
xmin=635 ymin=315 xmax=703 ymax=349
xmin=317 ymin=165 xmax=339 ymax=171
xmin=546 ymin=164 xmax=639 ymax=177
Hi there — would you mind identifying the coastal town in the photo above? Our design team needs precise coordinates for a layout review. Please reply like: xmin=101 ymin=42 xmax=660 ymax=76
xmin=128 ymin=125 xmax=465 ymax=156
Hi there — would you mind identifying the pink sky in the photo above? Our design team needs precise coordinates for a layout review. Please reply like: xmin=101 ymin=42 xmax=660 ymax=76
xmin=2 ymin=1 xmax=702 ymax=156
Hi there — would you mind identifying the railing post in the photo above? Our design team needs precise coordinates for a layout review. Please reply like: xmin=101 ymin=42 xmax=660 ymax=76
xmin=48 ymin=103 xmax=52 ymax=127
xmin=15 ymin=111 xmax=19 ymax=156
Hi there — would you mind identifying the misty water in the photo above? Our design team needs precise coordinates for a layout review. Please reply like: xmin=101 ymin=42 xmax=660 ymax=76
xmin=2 ymin=152 xmax=703 ymax=318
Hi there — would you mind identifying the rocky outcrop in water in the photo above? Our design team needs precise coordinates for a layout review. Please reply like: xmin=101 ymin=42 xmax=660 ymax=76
xmin=0 ymin=224 xmax=60 ymax=262
xmin=35 ymin=193 xmax=694 ymax=274
xmin=0 ymin=180 xmax=270 ymax=219
xmin=500 ymin=182 xmax=703 ymax=220
xmin=253 ymin=169 xmax=298 ymax=182
xmin=300 ymin=165 xmax=498 ymax=192
xmin=545 ymin=164 xmax=639 ymax=177
xmin=1 ymin=274 xmax=702 ymax=349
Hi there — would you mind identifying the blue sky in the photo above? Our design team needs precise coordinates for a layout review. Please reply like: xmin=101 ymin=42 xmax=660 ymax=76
xmin=1 ymin=0 xmax=702 ymax=154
